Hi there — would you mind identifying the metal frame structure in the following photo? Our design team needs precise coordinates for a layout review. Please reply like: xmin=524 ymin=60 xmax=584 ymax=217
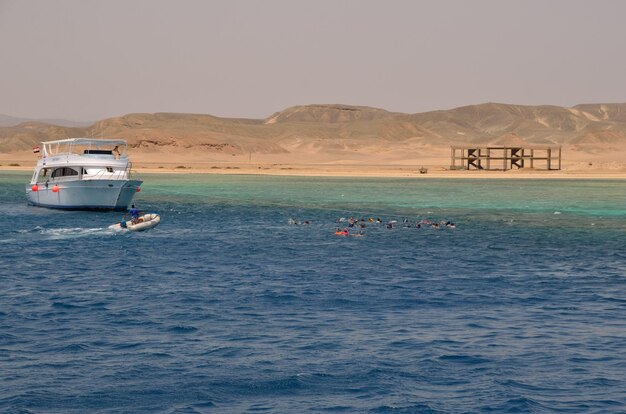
xmin=450 ymin=146 xmax=562 ymax=171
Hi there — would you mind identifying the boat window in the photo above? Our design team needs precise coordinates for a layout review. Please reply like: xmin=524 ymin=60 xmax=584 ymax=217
xmin=84 ymin=149 xmax=113 ymax=155
xmin=82 ymin=168 xmax=88 ymax=175
xmin=37 ymin=168 xmax=50 ymax=182
xmin=52 ymin=167 xmax=79 ymax=178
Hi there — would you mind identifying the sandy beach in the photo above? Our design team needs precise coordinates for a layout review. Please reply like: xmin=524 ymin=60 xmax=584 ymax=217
xmin=3 ymin=149 xmax=626 ymax=179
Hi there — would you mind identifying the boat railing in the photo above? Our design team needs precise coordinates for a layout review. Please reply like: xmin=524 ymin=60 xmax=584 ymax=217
xmin=43 ymin=151 xmax=130 ymax=161
xmin=84 ymin=168 xmax=128 ymax=181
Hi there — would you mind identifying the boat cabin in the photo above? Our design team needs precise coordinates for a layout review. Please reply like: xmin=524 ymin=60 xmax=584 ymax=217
xmin=30 ymin=138 xmax=134 ymax=184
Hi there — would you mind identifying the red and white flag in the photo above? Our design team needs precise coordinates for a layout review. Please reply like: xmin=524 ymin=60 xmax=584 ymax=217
xmin=33 ymin=146 xmax=40 ymax=153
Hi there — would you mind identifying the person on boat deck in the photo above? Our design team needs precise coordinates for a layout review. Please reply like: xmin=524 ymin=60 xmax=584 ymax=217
xmin=112 ymin=145 xmax=120 ymax=159
xmin=129 ymin=204 xmax=140 ymax=224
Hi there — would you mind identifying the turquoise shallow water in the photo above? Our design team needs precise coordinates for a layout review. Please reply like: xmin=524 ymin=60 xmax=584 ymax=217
xmin=1 ymin=172 xmax=626 ymax=413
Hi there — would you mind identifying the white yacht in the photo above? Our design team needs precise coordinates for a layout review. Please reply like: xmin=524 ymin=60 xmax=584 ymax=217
xmin=26 ymin=138 xmax=142 ymax=210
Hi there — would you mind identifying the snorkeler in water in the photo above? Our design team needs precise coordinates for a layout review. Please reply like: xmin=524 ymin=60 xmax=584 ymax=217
xmin=335 ymin=228 xmax=349 ymax=236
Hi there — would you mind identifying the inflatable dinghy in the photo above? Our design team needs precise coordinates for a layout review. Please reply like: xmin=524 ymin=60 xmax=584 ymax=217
xmin=109 ymin=213 xmax=161 ymax=232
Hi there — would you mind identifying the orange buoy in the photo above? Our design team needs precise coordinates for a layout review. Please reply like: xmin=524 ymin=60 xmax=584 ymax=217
xmin=136 ymin=187 xmax=141 ymax=192
xmin=31 ymin=184 xmax=39 ymax=192
xmin=52 ymin=185 xmax=59 ymax=193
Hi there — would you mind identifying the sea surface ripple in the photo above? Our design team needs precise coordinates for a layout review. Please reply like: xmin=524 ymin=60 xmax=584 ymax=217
xmin=1 ymin=172 xmax=626 ymax=413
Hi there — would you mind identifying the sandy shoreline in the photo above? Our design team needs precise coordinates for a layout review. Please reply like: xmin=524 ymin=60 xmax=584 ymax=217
xmin=3 ymin=163 xmax=626 ymax=179
xmin=4 ymin=145 xmax=626 ymax=179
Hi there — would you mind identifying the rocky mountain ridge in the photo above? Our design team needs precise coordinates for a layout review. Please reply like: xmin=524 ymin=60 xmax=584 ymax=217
xmin=2 ymin=103 xmax=625 ymax=157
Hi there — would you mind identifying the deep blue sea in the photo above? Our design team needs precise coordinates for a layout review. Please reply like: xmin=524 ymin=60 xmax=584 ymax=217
xmin=1 ymin=171 xmax=626 ymax=413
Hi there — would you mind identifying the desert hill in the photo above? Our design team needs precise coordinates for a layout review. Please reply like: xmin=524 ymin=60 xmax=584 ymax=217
xmin=264 ymin=104 xmax=398 ymax=124
xmin=2 ymin=103 xmax=626 ymax=167
xmin=0 ymin=114 xmax=92 ymax=128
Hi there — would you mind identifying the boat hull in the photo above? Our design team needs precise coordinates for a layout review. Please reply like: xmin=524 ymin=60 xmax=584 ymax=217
xmin=26 ymin=179 xmax=142 ymax=211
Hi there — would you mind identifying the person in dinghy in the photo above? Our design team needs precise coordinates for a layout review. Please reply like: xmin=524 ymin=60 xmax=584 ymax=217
xmin=129 ymin=204 xmax=142 ymax=224
xmin=119 ymin=204 xmax=143 ymax=228
xmin=110 ymin=204 xmax=160 ymax=232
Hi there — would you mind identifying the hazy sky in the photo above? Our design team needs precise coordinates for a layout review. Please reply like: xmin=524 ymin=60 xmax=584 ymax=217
xmin=1 ymin=0 xmax=625 ymax=121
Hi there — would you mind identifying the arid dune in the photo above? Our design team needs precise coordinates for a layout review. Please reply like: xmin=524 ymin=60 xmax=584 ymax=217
xmin=2 ymin=102 xmax=626 ymax=176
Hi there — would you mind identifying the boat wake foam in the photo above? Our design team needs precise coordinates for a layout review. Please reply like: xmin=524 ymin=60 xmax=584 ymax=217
xmin=23 ymin=226 xmax=120 ymax=240
xmin=42 ymin=227 xmax=113 ymax=239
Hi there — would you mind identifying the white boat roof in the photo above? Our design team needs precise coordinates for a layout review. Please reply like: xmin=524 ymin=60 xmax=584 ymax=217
xmin=42 ymin=138 xmax=127 ymax=146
